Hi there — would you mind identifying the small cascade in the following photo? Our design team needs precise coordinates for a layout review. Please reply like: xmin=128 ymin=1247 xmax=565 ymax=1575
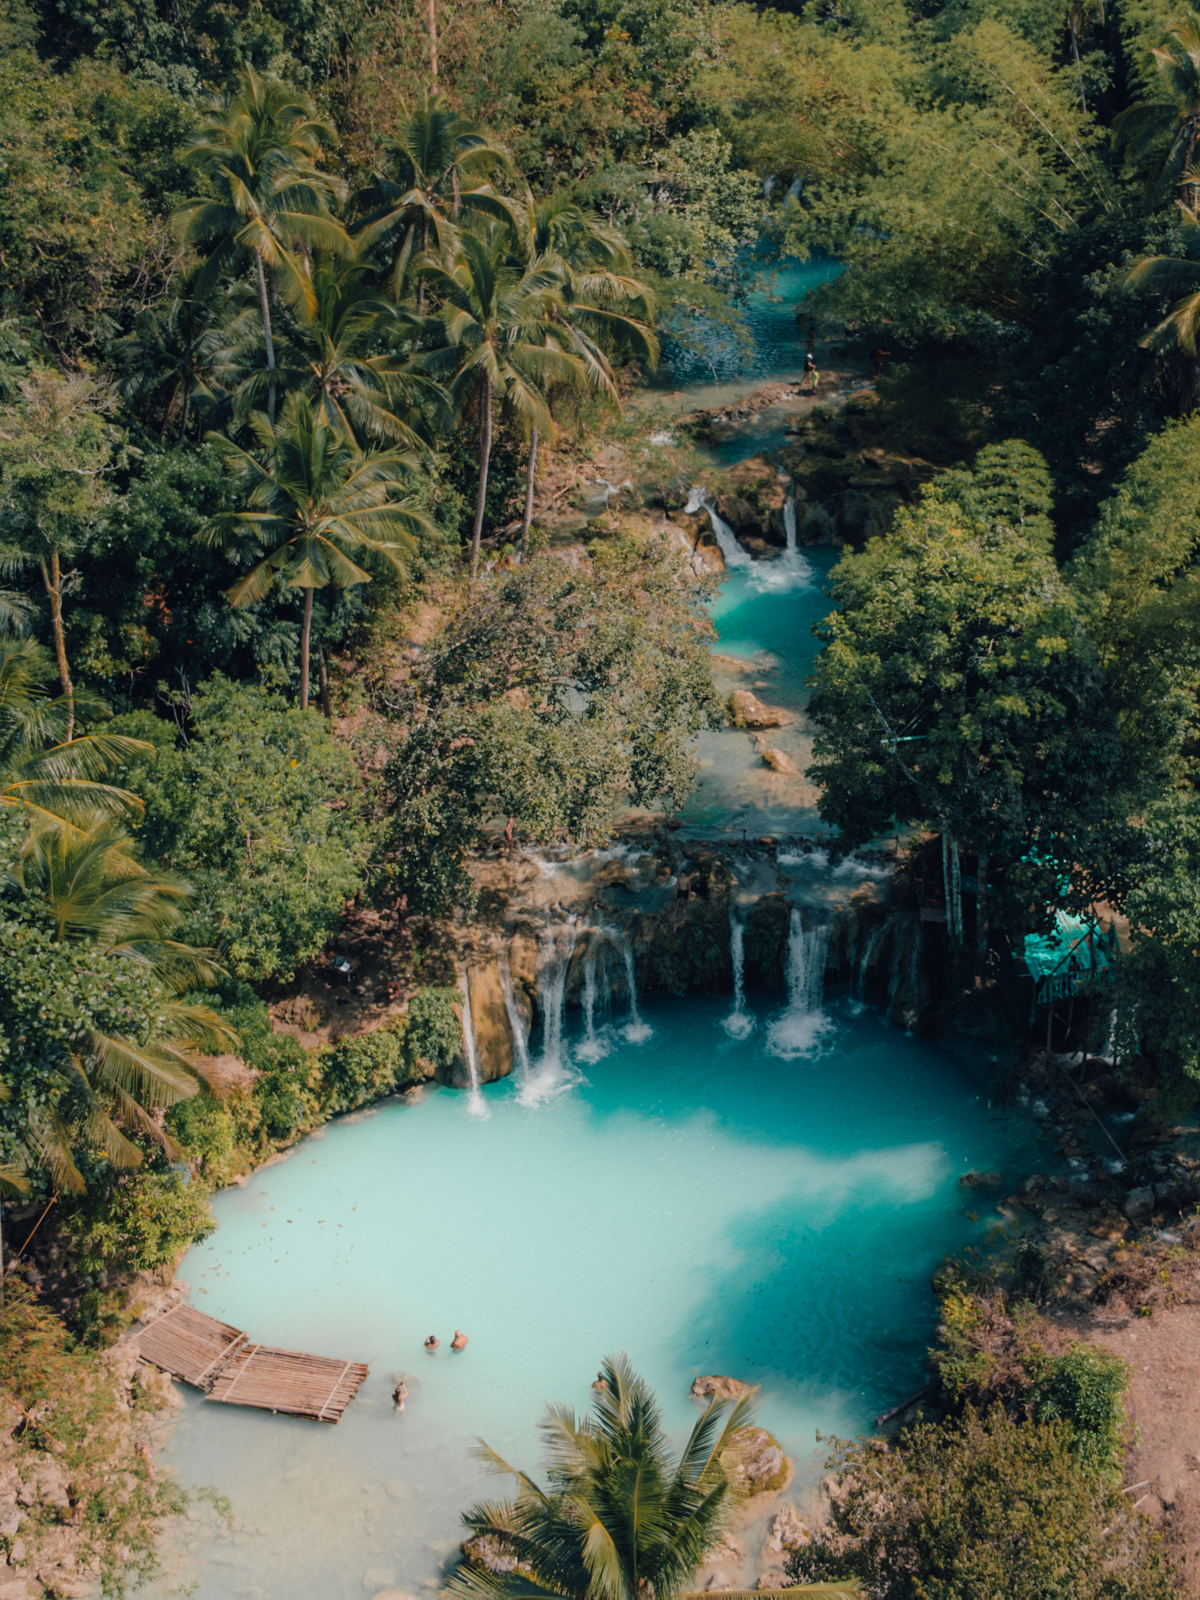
xmin=618 ymin=931 xmax=653 ymax=1044
xmin=722 ymin=911 xmax=755 ymax=1039
xmin=856 ymin=913 xmax=895 ymax=998
xmin=516 ymin=920 xmax=580 ymax=1106
xmin=459 ymin=973 xmax=489 ymax=1119
xmin=904 ymin=920 xmax=924 ymax=1029
xmin=783 ymin=487 xmax=797 ymax=554
xmin=684 ymin=486 xmax=752 ymax=568
xmin=499 ymin=959 xmax=532 ymax=1079
xmin=575 ymin=943 xmax=610 ymax=1063
xmin=766 ymin=909 xmax=835 ymax=1059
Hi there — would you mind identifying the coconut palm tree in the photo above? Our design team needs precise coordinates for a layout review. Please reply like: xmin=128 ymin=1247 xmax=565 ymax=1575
xmin=227 ymin=255 xmax=448 ymax=450
xmin=172 ymin=67 xmax=351 ymax=424
xmin=202 ymin=392 xmax=435 ymax=708
xmin=1113 ymin=10 xmax=1200 ymax=209
xmin=1119 ymin=202 xmax=1200 ymax=403
xmin=446 ymin=1353 xmax=755 ymax=1600
xmin=0 ymin=639 xmax=149 ymax=832
xmin=7 ymin=813 xmax=238 ymax=1191
xmin=113 ymin=263 xmax=225 ymax=439
xmin=418 ymin=227 xmax=590 ymax=584
xmin=355 ymin=94 xmax=515 ymax=308
xmin=510 ymin=197 xmax=659 ymax=549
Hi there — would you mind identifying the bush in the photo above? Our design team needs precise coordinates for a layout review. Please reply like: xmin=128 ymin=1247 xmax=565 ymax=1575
xmin=1033 ymin=1343 xmax=1129 ymax=1480
xmin=790 ymin=1408 xmax=1175 ymax=1599
xmin=402 ymin=985 xmax=461 ymax=1074
xmin=65 ymin=1169 xmax=215 ymax=1280
xmin=314 ymin=986 xmax=461 ymax=1114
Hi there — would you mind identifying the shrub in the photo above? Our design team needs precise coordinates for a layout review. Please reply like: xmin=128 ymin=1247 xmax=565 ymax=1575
xmin=314 ymin=986 xmax=461 ymax=1114
xmin=403 ymin=985 xmax=461 ymax=1074
xmin=1033 ymin=1343 xmax=1129 ymax=1480
xmin=65 ymin=1170 xmax=215 ymax=1280
xmin=790 ymin=1408 xmax=1175 ymax=1599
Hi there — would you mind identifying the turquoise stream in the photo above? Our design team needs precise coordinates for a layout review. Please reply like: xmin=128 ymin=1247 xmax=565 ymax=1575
xmin=152 ymin=996 xmax=1041 ymax=1599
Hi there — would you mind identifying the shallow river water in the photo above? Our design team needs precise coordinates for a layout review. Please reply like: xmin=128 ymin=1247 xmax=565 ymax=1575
xmin=151 ymin=993 xmax=1041 ymax=1599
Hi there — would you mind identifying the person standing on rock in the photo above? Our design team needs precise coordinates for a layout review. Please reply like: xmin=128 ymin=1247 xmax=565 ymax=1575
xmin=804 ymin=353 xmax=819 ymax=391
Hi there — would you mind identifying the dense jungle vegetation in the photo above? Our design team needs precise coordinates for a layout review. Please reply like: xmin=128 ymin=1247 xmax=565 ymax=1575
xmin=4 ymin=0 xmax=1200 ymax=1587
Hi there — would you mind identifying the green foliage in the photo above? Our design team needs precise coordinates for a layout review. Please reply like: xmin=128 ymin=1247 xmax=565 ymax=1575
xmin=384 ymin=535 xmax=720 ymax=913
xmin=64 ymin=1167 xmax=215 ymax=1278
xmin=937 ymin=440 xmax=1056 ymax=559
xmin=112 ymin=678 xmax=368 ymax=982
xmin=808 ymin=489 xmax=1120 ymax=850
xmin=315 ymin=1012 xmax=435 ymax=1114
xmin=790 ymin=1408 xmax=1175 ymax=1599
xmin=401 ymin=985 xmax=462 ymax=1074
xmin=0 ymin=1278 xmax=189 ymax=1596
xmin=1032 ymin=1343 xmax=1129 ymax=1479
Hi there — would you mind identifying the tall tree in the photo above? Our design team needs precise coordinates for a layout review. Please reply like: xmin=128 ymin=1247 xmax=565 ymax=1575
xmin=113 ymin=264 xmax=225 ymax=440
xmin=419 ymin=226 xmax=588 ymax=584
xmin=355 ymin=95 xmax=514 ymax=309
xmin=1113 ymin=9 xmax=1200 ymax=209
xmin=201 ymin=393 xmax=434 ymax=708
xmin=172 ymin=67 xmax=351 ymax=425
xmin=0 ymin=372 xmax=119 ymax=739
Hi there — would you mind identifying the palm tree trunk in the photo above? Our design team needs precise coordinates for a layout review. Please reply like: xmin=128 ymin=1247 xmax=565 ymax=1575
xmin=42 ymin=550 xmax=74 ymax=741
xmin=180 ymin=378 xmax=191 ymax=441
xmin=520 ymin=425 xmax=538 ymax=557
xmin=428 ymin=0 xmax=438 ymax=92
xmin=299 ymin=586 xmax=314 ymax=710
xmin=255 ymin=250 xmax=278 ymax=425
xmin=470 ymin=375 xmax=493 ymax=588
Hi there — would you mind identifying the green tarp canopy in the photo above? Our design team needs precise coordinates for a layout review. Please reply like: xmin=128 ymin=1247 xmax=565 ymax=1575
xmin=1023 ymin=911 xmax=1116 ymax=985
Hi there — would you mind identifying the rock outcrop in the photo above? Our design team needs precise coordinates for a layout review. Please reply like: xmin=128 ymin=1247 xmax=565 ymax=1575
xmin=728 ymin=692 xmax=792 ymax=730
xmin=690 ymin=1374 xmax=758 ymax=1402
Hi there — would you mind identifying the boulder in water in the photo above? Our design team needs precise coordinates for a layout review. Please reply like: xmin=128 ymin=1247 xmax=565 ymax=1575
xmin=728 ymin=691 xmax=792 ymax=730
xmin=958 ymin=1170 xmax=1003 ymax=1192
xmin=760 ymin=748 xmax=798 ymax=775
xmin=720 ymin=1426 xmax=790 ymax=1500
xmin=762 ymin=1505 xmax=810 ymax=1554
xmin=691 ymin=1374 xmax=757 ymax=1402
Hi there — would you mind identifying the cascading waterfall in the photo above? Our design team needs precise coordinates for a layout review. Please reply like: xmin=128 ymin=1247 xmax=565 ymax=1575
xmin=619 ymin=932 xmax=653 ymax=1044
xmin=856 ymin=913 xmax=895 ymax=999
xmin=723 ymin=911 xmax=755 ymax=1038
xmin=576 ymin=943 xmax=610 ymax=1063
xmin=499 ymin=959 xmax=532 ymax=1080
xmin=684 ymin=486 xmax=752 ymax=568
xmin=459 ymin=972 xmax=489 ymax=1119
xmin=783 ymin=488 xmax=797 ymax=554
xmin=517 ymin=920 xmax=579 ymax=1106
xmin=767 ymin=909 xmax=835 ymax=1059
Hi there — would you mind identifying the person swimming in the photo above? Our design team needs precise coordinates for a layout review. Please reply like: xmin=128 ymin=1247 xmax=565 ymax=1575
xmin=592 ymin=1372 xmax=609 ymax=1392
xmin=392 ymin=1379 xmax=408 ymax=1410
xmin=451 ymin=1330 xmax=468 ymax=1351
xmin=424 ymin=1335 xmax=439 ymax=1352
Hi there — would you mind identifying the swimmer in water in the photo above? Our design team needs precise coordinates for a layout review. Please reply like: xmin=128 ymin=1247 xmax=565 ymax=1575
xmin=451 ymin=1330 xmax=468 ymax=1351
xmin=592 ymin=1372 xmax=609 ymax=1392
xmin=393 ymin=1379 xmax=408 ymax=1411
xmin=424 ymin=1335 xmax=439 ymax=1352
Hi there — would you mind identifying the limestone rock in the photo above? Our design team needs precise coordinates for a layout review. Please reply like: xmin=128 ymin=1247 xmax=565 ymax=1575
xmin=705 ymin=1574 xmax=733 ymax=1591
xmin=762 ymin=1505 xmax=810 ymax=1554
xmin=715 ymin=494 xmax=759 ymax=533
xmin=704 ymin=1533 xmax=746 ymax=1564
xmin=756 ymin=1571 xmax=790 ymax=1590
xmin=760 ymin=749 xmax=797 ymax=775
xmin=728 ymin=692 xmax=792 ymax=731
xmin=439 ymin=960 xmax=515 ymax=1088
xmin=721 ymin=1427 xmax=789 ymax=1499
xmin=691 ymin=1374 xmax=756 ymax=1402
xmin=958 ymin=1170 xmax=1003 ymax=1192
xmin=1124 ymin=1185 xmax=1155 ymax=1223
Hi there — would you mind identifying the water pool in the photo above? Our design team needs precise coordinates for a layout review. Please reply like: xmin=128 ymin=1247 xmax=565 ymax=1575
xmin=682 ymin=552 xmax=839 ymax=837
xmin=150 ymin=992 xmax=1041 ymax=1600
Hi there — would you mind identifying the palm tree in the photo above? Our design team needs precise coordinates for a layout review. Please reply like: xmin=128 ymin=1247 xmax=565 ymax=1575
xmin=228 ymin=255 xmax=448 ymax=450
xmin=510 ymin=197 xmax=659 ymax=549
xmin=172 ymin=66 xmax=351 ymax=424
xmin=0 ymin=639 xmax=150 ymax=832
xmin=446 ymin=1354 xmax=754 ymax=1600
xmin=419 ymin=227 xmax=590 ymax=584
xmin=202 ymin=392 xmax=435 ymax=708
xmin=7 ymin=815 xmax=237 ymax=1191
xmin=113 ymin=264 xmax=225 ymax=440
xmin=1113 ymin=10 xmax=1200 ymax=210
xmin=1119 ymin=202 xmax=1200 ymax=406
xmin=355 ymin=94 xmax=514 ymax=309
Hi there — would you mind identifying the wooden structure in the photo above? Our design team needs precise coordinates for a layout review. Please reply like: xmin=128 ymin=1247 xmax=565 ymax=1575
xmin=132 ymin=1306 xmax=367 ymax=1423
xmin=207 ymin=1344 xmax=368 ymax=1422
xmin=133 ymin=1305 xmax=247 ymax=1389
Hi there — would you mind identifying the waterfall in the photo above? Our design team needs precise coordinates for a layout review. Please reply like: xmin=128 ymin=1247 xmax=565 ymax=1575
xmin=516 ymin=920 xmax=580 ymax=1106
xmin=766 ymin=910 xmax=835 ymax=1059
xmin=619 ymin=932 xmax=653 ymax=1044
xmin=856 ymin=914 xmax=894 ymax=998
xmin=722 ymin=911 xmax=755 ymax=1038
xmin=576 ymin=943 xmax=610 ymax=1063
xmin=783 ymin=488 xmax=797 ymax=554
xmin=499 ymin=958 xmax=532 ymax=1079
xmin=459 ymin=972 xmax=489 ymax=1119
xmin=684 ymin=487 xmax=752 ymax=568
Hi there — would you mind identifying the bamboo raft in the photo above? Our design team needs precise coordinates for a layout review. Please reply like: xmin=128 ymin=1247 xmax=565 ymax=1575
xmin=208 ymin=1344 xmax=369 ymax=1423
xmin=132 ymin=1305 xmax=367 ymax=1423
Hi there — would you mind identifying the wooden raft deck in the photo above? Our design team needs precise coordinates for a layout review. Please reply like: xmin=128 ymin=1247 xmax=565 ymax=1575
xmin=132 ymin=1306 xmax=367 ymax=1423
xmin=206 ymin=1344 xmax=369 ymax=1422
xmin=133 ymin=1305 xmax=246 ymax=1388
